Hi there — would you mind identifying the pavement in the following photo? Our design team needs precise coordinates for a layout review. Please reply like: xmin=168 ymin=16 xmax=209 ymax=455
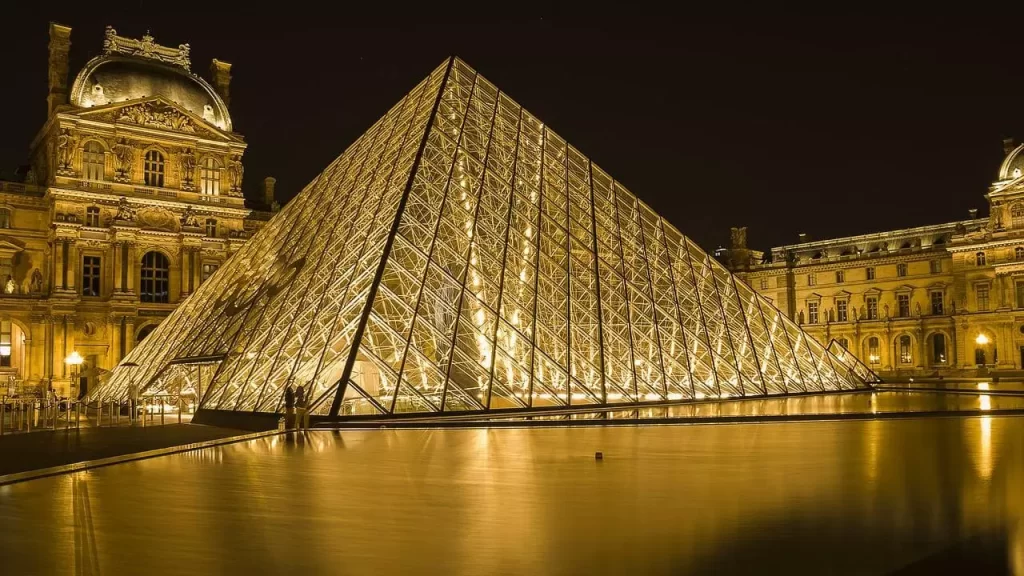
xmin=0 ymin=424 xmax=247 ymax=477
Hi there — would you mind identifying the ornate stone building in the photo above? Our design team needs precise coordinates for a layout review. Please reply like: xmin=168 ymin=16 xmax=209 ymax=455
xmin=0 ymin=24 xmax=272 ymax=397
xmin=724 ymin=140 xmax=1024 ymax=377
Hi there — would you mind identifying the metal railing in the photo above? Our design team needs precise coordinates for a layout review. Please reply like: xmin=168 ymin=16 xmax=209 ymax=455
xmin=0 ymin=394 xmax=195 ymax=435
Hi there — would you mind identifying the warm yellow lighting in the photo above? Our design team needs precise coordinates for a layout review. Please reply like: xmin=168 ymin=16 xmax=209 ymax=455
xmin=65 ymin=351 xmax=85 ymax=366
xmin=978 ymin=382 xmax=990 ymax=391
xmin=0 ymin=345 xmax=10 ymax=356
xmin=976 ymin=333 xmax=990 ymax=345
xmin=980 ymin=394 xmax=992 ymax=411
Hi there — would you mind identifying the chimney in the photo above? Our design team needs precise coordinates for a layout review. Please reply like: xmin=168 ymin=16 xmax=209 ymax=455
xmin=47 ymin=23 xmax=72 ymax=118
xmin=797 ymin=233 xmax=810 ymax=244
xmin=969 ymin=208 xmax=978 ymax=219
xmin=1004 ymin=138 xmax=1017 ymax=155
xmin=210 ymin=59 xmax=232 ymax=107
xmin=263 ymin=177 xmax=277 ymax=211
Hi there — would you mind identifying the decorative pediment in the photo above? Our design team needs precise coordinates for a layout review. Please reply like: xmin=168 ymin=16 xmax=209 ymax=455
xmin=0 ymin=235 xmax=25 ymax=259
xmin=863 ymin=287 xmax=882 ymax=296
xmin=894 ymin=284 xmax=915 ymax=294
xmin=806 ymin=292 xmax=823 ymax=302
xmin=73 ymin=97 xmax=237 ymax=142
xmin=832 ymin=289 xmax=852 ymax=299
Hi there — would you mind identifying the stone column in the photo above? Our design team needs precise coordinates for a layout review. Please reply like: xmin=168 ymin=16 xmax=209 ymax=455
xmin=65 ymin=240 xmax=77 ymax=292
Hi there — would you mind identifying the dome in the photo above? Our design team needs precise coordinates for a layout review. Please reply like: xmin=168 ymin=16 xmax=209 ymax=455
xmin=69 ymin=55 xmax=232 ymax=131
xmin=998 ymin=143 xmax=1024 ymax=181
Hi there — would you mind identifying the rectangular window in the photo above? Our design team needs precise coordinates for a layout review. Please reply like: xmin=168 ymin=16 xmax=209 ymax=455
xmin=759 ymin=277 xmax=769 ymax=290
xmin=897 ymin=293 xmax=910 ymax=317
xmin=807 ymin=273 xmax=816 ymax=286
xmin=835 ymin=270 xmax=845 ymax=283
xmin=201 ymin=263 xmax=218 ymax=283
xmin=931 ymin=291 xmax=944 ymax=315
xmin=807 ymin=301 xmax=819 ymax=324
xmin=930 ymin=260 xmax=941 ymax=274
xmin=0 ymin=320 xmax=10 ymax=367
xmin=866 ymin=296 xmax=878 ymax=320
xmin=86 ymin=207 xmax=100 ymax=227
xmin=977 ymin=285 xmax=990 ymax=311
xmin=1017 ymin=283 xmax=1024 ymax=309
xmin=837 ymin=300 xmax=848 ymax=322
xmin=897 ymin=263 xmax=907 ymax=277
xmin=866 ymin=267 xmax=875 ymax=280
xmin=81 ymin=256 xmax=101 ymax=297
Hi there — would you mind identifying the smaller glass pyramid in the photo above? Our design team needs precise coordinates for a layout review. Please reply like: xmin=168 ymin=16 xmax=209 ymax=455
xmin=90 ymin=58 xmax=868 ymax=418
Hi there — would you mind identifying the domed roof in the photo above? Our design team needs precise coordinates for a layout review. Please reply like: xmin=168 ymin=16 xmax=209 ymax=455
xmin=1001 ymin=143 xmax=1024 ymax=181
xmin=69 ymin=55 xmax=232 ymax=132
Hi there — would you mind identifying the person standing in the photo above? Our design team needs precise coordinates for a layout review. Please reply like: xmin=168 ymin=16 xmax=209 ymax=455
xmin=295 ymin=385 xmax=309 ymax=431
xmin=284 ymin=384 xmax=296 ymax=430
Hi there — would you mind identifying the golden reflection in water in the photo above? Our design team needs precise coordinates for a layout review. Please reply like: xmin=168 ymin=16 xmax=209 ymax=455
xmin=4 ymin=417 xmax=1024 ymax=574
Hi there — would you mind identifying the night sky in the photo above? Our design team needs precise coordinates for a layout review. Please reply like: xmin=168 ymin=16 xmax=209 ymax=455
xmin=1 ymin=8 xmax=1021 ymax=253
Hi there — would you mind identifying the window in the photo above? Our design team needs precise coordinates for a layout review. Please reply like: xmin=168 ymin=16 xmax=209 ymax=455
xmin=867 ymin=337 xmax=880 ymax=365
xmin=1017 ymin=247 xmax=1024 ymax=261
xmin=807 ymin=301 xmax=819 ymax=324
xmin=1017 ymin=283 xmax=1024 ymax=309
xmin=837 ymin=337 xmax=849 ymax=350
xmin=930 ymin=259 xmax=941 ymax=274
xmin=759 ymin=277 xmax=769 ymax=290
xmin=866 ymin=296 xmax=878 ymax=320
xmin=976 ymin=252 xmax=986 ymax=266
xmin=205 ymin=219 xmax=217 ymax=238
xmin=835 ymin=270 xmax=845 ymax=283
xmin=932 ymin=333 xmax=947 ymax=364
xmin=896 ymin=263 xmax=907 ymax=277
xmin=85 ymin=206 xmax=100 ymax=227
xmin=837 ymin=300 xmax=848 ymax=322
xmin=898 ymin=335 xmax=912 ymax=364
xmin=897 ymin=294 xmax=910 ymax=318
xmin=81 ymin=256 xmax=101 ymax=297
xmin=201 ymin=263 xmax=218 ymax=283
xmin=1013 ymin=203 xmax=1024 ymax=228
xmin=0 ymin=209 xmax=10 ymax=229
xmin=144 ymin=150 xmax=165 ymax=187
xmin=977 ymin=284 xmax=990 ymax=311
xmin=83 ymin=141 xmax=104 ymax=181
xmin=866 ymin=267 xmax=875 ymax=280
xmin=200 ymin=157 xmax=220 ymax=195
xmin=140 ymin=251 xmax=170 ymax=303
xmin=807 ymin=273 xmax=816 ymax=286
xmin=931 ymin=291 xmax=944 ymax=315
xmin=0 ymin=320 xmax=10 ymax=368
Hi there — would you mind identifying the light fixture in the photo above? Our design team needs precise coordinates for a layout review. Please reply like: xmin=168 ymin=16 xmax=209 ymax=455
xmin=65 ymin=351 xmax=84 ymax=366
xmin=975 ymin=334 xmax=990 ymax=345
xmin=0 ymin=345 xmax=10 ymax=356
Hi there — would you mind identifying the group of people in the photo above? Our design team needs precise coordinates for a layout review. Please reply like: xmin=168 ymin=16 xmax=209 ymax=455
xmin=283 ymin=384 xmax=310 ymax=431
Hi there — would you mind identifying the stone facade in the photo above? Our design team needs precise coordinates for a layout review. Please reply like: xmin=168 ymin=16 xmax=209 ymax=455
xmin=0 ymin=24 xmax=273 ymax=398
xmin=723 ymin=139 xmax=1024 ymax=377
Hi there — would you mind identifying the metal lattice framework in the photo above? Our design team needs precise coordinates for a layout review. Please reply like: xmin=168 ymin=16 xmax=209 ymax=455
xmin=90 ymin=58 xmax=868 ymax=417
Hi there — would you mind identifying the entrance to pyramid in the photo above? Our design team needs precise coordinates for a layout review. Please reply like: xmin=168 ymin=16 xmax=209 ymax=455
xmin=139 ymin=357 xmax=222 ymax=421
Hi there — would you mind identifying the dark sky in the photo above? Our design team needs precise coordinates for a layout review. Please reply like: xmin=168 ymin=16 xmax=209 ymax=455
xmin=1 ymin=8 xmax=1020 ymax=252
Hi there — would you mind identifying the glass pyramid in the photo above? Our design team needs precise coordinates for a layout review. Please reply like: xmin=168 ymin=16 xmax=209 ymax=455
xmin=90 ymin=58 xmax=868 ymax=418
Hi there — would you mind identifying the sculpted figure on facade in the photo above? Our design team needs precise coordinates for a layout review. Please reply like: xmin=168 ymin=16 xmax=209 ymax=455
xmin=228 ymin=154 xmax=244 ymax=193
xmin=29 ymin=269 xmax=42 ymax=294
xmin=179 ymin=148 xmax=196 ymax=190
xmin=112 ymin=138 xmax=134 ymax=181
xmin=115 ymin=196 xmax=136 ymax=222
xmin=118 ymin=103 xmax=195 ymax=133
xmin=180 ymin=205 xmax=199 ymax=228
xmin=56 ymin=128 xmax=77 ymax=173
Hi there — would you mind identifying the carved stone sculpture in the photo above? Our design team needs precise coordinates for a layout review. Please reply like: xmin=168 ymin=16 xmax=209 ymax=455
xmin=112 ymin=138 xmax=134 ymax=181
xmin=29 ymin=269 xmax=42 ymax=294
xmin=4 ymin=276 xmax=15 ymax=295
xmin=56 ymin=128 xmax=77 ymax=174
xmin=103 ymin=26 xmax=191 ymax=71
xmin=118 ymin=102 xmax=195 ymax=133
xmin=179 ymin=148 xmax=196 ymax=190
xmin=115 ymin=196 xmax=136 ymax=222
xmin=180 ymin=205 xmax=199 ymax=228
xmin=228 ymin=155 xmax=244 ymax=193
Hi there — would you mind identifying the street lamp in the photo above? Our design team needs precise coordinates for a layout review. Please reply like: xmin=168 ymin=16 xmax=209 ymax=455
xmin=976 ymin=333 xmax=990 ymax=346
xmin=65 ymin=351 xmax=84 ymax=399
xmin=123 ymin=361 xmax=139 ymax=423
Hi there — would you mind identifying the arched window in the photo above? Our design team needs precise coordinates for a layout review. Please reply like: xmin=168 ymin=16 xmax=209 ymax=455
xmin=898 ymin=335 xmax=912 ymax=364
xmin=136 ymin=324 xmax=157 ymax=342
xmin=140 ymin=251 xmax=170 ymax=303
xmin=1012 ymin=204 xmax=1024 ymax=228
xmin=83 ymin=141 xmax=105 ymax=181
xmin=0 ymin=208 xmax=11 ymax=229
xmin=976 ymin=252 xmax=987 ymax=266
xmin=867 ymin=337 xmax=880 ymax=365
xmin=85 ymin=206 xmax=101 ymax=227
xmin=144 ymin=150 xmax=165 ymax=187
xmin=837 ymin=337 xmax=849 ymax=350
xmin=932 ymin=333 xmax=947 ymax=364
xmin=205 ymin=218 xmax=217 ymax=238
xmin=200 ymin=157 xmax=220 ymax=195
